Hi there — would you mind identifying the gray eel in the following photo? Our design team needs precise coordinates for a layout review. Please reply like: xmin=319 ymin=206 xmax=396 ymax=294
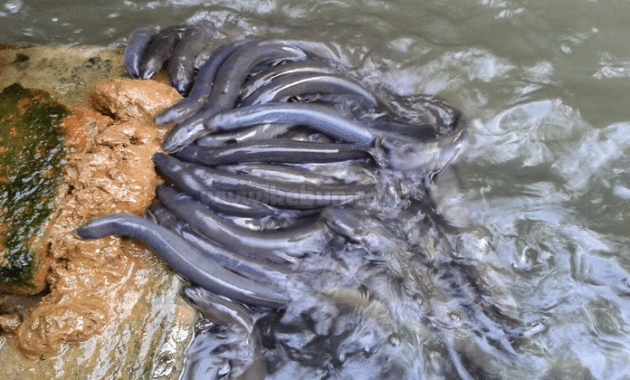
xmin=194 ymin=123 xmax=292 ymax=148
xmin=155 ymin=39 xmax=258 ymax=126
xmin=139 ymin=26 xmax=183 ymax=80
xmin=180 ymin=285 xmax=265 ymax=380
xmin=239 ymin=71 xmax=379 ymax=108
xmin=124 ymin=27 xmax=157 ymax=79
xmin=205 ymin=103 xmax=382 ymax=146
xmin=76 ymin=213 xmax=289 ymax=308
xmin=222 ymin=162 xmax=362 ymax=186
xmin=153 ymin=153 xmax=302 ymax=220
xmin=239 ymin=60 xmax=342 ymax=99
xmin=167 ymin=19 xmax=215 ymax=95
xmin=156 ymin=154 xmax=373 ymax=209
xmin=172 ymin=139 xmax=371 ymax=166
xmin=161 ymin=40 xmax=309 ymax=152
xmin=149 ymin=204 xmax=290 ymax=282
xmin=155 ymin=184 xmax=334 ymax=260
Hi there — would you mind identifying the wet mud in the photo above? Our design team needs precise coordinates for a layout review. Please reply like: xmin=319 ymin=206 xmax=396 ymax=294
xmin=0 ymin=45 xmax=196 ymax=379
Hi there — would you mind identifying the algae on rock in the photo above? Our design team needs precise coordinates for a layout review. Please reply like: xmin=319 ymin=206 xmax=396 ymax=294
xmin=0 ymin=83 xmax=68 ymax=295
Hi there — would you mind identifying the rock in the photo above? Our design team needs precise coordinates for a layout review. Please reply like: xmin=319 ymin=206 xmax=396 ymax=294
xmin=90 ymin=79 xmax=182 ymax=122
xmin=0 ymin=83 xmax=69 ymax=295
xmin=0 ymin=45 xmax=196 ymax=379
xmin=0 ymin=45 xmax=127 ymax=109
xmin=0 ymin=313 xmax=22 ymax=333
xmin=61 ymin=107 xmax=113 ymax=151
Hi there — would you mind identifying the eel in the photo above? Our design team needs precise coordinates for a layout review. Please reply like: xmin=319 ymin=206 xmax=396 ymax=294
xmin=167 ymin=19 xmax=215 ymax=95
xmin=194 ymin=123 xmax=292 ymax=148
xmin=286 ymin=161 xmax=377 ymax=186
xmin=139 ymin=25 xmax=183 ymax=80
xmin=221 ymin=163 xmax=348 ymax=186
xmin=180 ymin=285 xmax=265 ymax=380
xmin=155 ymin=39 xmax=258 ymax=126
xmin=380 ymin=119 xmax=468 ymax=176
xmin=181 ymin=285 xmax=255 ymax=331
xmin=153 ymin=153 xmax=302 ymax=219
xmin=162 ymin=40 xmax=313 ymax=152
xmin=124 ymin=27 xmax=157 ymax=79
xmin=240 ymin=60 xmax=342 ymax=99
xmin=193 ymin=43 xmax=214 ymax=70
xmin=204 ymin=103 xmax=383 ymax=146
xmin=156 ymin=154 xmax=374 ymax=209
xmin=239 ymin=72 xmax=379 ymax=108
xmin=75 ymin=214 xmax=289 ymax=308
xmin=172 ymin=139 xmax=372 ymax=166
xmin=156 ymin=184 xmax=333 ymax=259
xmin=149 ymin=205 xmax=290 ymax=281
xmin=369 ymin=117 xmax=442 ymax=141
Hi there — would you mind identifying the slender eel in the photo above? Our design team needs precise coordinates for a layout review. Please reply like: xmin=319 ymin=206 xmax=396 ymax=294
xmin=156 ymin=184 xmax=333 ymax=259
xmin=205 ymin=103 xmax=381 ymax=146
xmin=145 ymin=204 xmax=183 ymax=233
xmin=181 ymin=285 xmax=255 ymax=331
xmin=153 ymin=153 xmax=300 ymax=219
xmin=172 ymin=139 xmax=371 ymax=166
xmin=194 ymin=123 xmax=292 ymax=148
xmin=181 ymin=285 xmax=265 ymax=380
xmin=279 ymin=127 xmax=333 ymax=143
xmin=76 ymin=214 xmax=288 ymax=308
xmin=321 ymin=207 xmax=401 ymax=256
xmin=369 ymin=117 xmax=441 ymax=141
xmin=381 ymin=119 xmax=468 ymax=176
xmin=240 ymin=60 xmax=342 ymax=99
xmin=239 ymin=72 xmax=378 ymax=108
xmin=167 ymin=19 xmax=215 ymax=95
xmin=193 ymin=44 xmax=214 ymax=70
xmin=389 ymin=93 xmax=462 ymax=130
xmin=155 ymin=40 xmax=257 ymax=126
xmin=279 ymin=39 xmax=342 ymax=62
xmin=158 ymin=155 xmax=374 ymax=209
xmin=293 ymin=161 xmax=377 ymax=185
xmin=149 ymin=204 xmax=290 ymax=281
xmin=162 ymin=40 xmax=310 ymax=152
xmin=180 ymin=224 xmax=291 ymax=281
xmin=124 ymin=27 xmax=157 ymax=79
xmin=139 ymin=26 xmax=183 ymax=79
xmin=222 ymin=163 xmax=353 ymax=186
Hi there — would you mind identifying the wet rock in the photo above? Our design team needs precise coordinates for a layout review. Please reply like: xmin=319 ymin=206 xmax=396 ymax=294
xmin=0 ymin=45 xmax=196 ymax=379
xmin=0 ymin=292 xmax=45 ymax=319
xmin=0 ymin=313 xmax=22 ymax=333
xmin=90 ymin=78 xmax=182 ymax=122
xmin=0 ymin=45 xmax=127 ymax=109
xmin=0 ymin=83 xmax=68 ymax=295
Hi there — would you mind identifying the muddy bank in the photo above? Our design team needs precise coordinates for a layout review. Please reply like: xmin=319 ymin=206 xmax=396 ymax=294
xmin=0 ymin=45 xmax=196 ymax=379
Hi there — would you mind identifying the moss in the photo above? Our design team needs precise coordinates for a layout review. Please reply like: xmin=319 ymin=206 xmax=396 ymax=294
xmin=0 ymin=83 xmax=68 ymax=293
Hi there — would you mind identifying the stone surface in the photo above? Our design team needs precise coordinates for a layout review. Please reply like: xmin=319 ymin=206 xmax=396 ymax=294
xmin=0 ymin=84 xmax=68 ymax=295
xmin=90 ymin=78 xmax=182 ymax=122
xmin=0 ymin=45 xmax=196 ymax=379
xmin=0 ymin=45 xmax=127 ymax=109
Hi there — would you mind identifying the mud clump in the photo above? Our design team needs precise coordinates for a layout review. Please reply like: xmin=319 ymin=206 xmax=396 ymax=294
xmin=0 ymin=77 xmax=188 ymax=361
xmin=90 ymin=78 xmax=179 ymax=123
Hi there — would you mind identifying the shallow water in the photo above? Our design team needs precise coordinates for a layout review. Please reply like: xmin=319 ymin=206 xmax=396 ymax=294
xmin=3 ymin=0 xmax=630 ymax=379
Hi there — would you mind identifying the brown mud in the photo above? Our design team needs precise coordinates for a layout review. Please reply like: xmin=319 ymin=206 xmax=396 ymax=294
xmin=0 ymin=45 xmax=196 ymax=379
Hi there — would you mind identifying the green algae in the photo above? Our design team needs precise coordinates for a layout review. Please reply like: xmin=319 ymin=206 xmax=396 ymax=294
xmin=0 ymin=83 xmax=68 ymax=294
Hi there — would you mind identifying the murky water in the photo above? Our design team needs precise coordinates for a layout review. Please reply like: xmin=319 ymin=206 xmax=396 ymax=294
xmin=3 ymin=0 xmax=630 ymax=379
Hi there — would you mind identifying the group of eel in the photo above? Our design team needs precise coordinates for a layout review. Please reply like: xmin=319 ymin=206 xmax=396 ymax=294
xmin=76 ymin=20 xmax=525 ymax=380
